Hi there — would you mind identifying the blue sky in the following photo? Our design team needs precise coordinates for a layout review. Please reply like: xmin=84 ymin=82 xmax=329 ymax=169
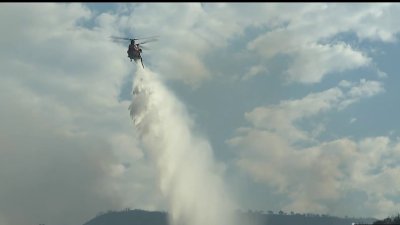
xmin=1 ymin=3 xmax=400 ymax=225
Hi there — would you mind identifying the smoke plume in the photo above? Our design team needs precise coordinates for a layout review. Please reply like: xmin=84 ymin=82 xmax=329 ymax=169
xmin=129 ymin=67 xmax=236 ymax=225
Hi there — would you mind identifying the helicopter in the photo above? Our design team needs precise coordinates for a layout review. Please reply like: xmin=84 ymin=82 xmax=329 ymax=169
xmin=111 ymin=36 xmax=158 ymax=68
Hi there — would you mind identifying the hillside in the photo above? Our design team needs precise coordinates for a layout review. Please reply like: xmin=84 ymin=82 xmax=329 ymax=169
xmin=83 ymin=209 xmax=167 ymax=225
xmin=83 ymin=209 xmax=377 ymax=225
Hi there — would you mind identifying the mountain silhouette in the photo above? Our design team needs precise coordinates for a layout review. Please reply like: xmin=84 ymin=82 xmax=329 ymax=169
xmin=83 ymin=209 xmax=167 ymax=225
xmin=82 ymin=209 xmax=377 ymax=225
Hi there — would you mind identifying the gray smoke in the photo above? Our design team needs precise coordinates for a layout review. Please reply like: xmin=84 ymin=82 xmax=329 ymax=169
xmin=129 ymin=66 xmax=236 ymax=225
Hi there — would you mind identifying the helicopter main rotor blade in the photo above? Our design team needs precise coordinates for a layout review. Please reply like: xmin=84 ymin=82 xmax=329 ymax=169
xmin=135 ymin=35 xmax=159 ymax=40
xmin=110 ymin=39 xmax=129 ymax=44
xmin=111 ymin=35 xmax=159 ymax=41
xmin=138 ymin=38 xmax=158 ymax=45
xmin=110 ymin=36 xmax=132 ymax=41
xmin=140 ymin=45 xmax=150 ymax=50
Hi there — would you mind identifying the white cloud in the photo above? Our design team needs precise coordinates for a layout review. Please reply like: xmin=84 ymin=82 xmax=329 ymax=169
xmin=377 ymin=69 xmax=388 ymax=78
xmin=0 ymin=3 xmax=159 ymax=225
xmin=242 ymin=65 xmax=268 ymax=81
xmin=229 ymin=128 xmax=400 ymax=218
xmin=348 ymin=79 xmax=384 ymax=98
xmin=339 ymin=80 xmax=353 ymax=88
xmin=244 ymin=79 xmax=383 ymax=143
xmin=89 ymin=3 xmax=400 ymax=87
xmin=0 ymin=3 xmax=398 ymax=224
xmin=113 ymin=3 xmax=220 ymax=87
xmin=245 ymin=87 xmax=343 ymax=142
xmin=339 ymin=79 xmax=384 ymax=109
xmin=228 ymin=79 xmax=391 ymax=218
xmin=285 ymin=43 xmax=371 ymax=84
xmin=246 ymin=3 xmax=400 ymax=84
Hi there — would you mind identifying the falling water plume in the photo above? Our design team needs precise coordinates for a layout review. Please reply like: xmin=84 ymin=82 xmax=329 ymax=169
xmin=129 ymin=66 xmax=236 ymax=225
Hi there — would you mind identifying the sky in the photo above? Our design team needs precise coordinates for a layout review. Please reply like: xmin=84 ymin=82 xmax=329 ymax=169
xmin=1 ymin=3 xmax=400 ymax=225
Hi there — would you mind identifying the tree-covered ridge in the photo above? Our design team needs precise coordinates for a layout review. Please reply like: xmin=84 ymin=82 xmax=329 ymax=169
xmin=83 ymin=209 xmax=377 ymax=225
xmin=373 ymin=214 xmax=400 ymax=225
xmin=83 ymin=209 xmax=167 ymax=225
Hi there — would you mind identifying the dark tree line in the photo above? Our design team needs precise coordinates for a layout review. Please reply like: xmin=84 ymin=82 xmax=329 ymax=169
xmin=83 ymin=209 xmax=376 ymax=225
xmin=373 ymin=214 xmax=400 ymax=225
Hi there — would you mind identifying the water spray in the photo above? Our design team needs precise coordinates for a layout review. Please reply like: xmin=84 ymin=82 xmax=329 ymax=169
xmin=129 ymin=67 xmax=236 ymax=225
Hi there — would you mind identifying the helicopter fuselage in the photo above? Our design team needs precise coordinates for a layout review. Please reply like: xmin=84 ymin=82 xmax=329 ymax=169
xmin=127 ymin=44 xmax=144 ymax=68
xmin=111 ymin=35 xmax=157 ymax=69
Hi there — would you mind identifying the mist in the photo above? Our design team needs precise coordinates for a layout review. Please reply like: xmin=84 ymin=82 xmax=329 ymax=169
xmin=129 ymin=67 xmax=236 ymax=225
